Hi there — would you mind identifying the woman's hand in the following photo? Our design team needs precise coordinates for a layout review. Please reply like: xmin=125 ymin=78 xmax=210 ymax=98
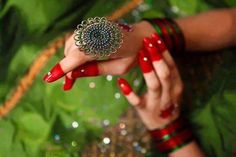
xmin=117 ymin=33 xmax=183 ymax=130
xmin=43 ymin=21 xmax=156 ymax=90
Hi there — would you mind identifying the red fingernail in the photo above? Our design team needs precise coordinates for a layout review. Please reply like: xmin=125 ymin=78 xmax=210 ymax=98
xmin=143 ymin=37 xmax=162 ymax=61
xmin=71 ymin=61 xmax=99 ymax=78
xmin=43 ymin=63 xmax=65 ymax=83
xmin=117 ymin=78 xmax=132 ymax=95
xmin=139 ymin=49 xmax=153 ymax=73
xmin=117 ymin=23 xmax=133 ymax=32
xmin=151 ymin=33 xmax=167 ymax=53
xmin=63 ymin=76 xmax=75 ymax=91
xmin=160 ymin=105 xmax=175 ymax=119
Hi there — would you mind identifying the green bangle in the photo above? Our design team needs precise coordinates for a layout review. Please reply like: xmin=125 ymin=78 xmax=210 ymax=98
xmin=144 ymin=19 xmax=163 ymax=36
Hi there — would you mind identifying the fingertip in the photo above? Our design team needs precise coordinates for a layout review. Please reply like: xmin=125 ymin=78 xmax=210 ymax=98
xmin=160 ymin=104 xmax=175 ymax=119
xmin=143 ymin=36 xmax=162 ymax=62
xmin=63 ymin=76 xmax=75 ymax=91
xmin=117 ymin=78 xmax=132 ymax=95
xmin=151 ymin=33 xmax=167 ymax=53
xmin=138 ymin=49 xmax=153 ymax=73
xmin=43 ymin=63 xmax=65 ymax=83
xmin=71 ymin=61 xmax=99 ymax=78
xmin=143 ymin=37 xmax=153 ymax=48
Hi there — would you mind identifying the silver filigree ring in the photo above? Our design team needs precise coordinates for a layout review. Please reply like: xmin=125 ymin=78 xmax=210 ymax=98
xmin=74 ymin=17 xmax=123 ymax=57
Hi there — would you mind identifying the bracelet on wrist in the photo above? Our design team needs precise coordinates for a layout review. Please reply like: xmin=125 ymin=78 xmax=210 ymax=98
xmin=149 ymin=117 xmax=194 ymax=153
xmin=144 ymin=18 xmax=186 ymax=55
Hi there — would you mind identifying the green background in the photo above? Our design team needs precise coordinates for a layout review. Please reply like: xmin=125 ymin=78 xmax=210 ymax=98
xmin=0 ymin=0 xmax=236 ymax=156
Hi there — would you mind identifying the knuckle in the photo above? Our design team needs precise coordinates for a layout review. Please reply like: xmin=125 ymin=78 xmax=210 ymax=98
xmin=168 ymin=62 xmax=176 ymax=71
xmin=160 ymin=70 xmax=171 ymax=81
xmin=132 ymin=98 xmax=141 ymax=106
xmin=175 ymin=84 xmax=184 ymax=96
xmin=149 ymin=81 xmax=160 ymax=92
xmin=116 ymin=65 xmax=129 ymax=75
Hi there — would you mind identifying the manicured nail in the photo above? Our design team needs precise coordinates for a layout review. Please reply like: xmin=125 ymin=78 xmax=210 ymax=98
xmin=117 ymin=23 xmax=133 ymax=32
xmin=139 ymin=49 xmax=153 ymax=73
xmin=160 ymin=104 xmax=175 ymax=119
xmin=43 ymin=63 xmax=65 ymax=83
xmin=143 ymin=37 xmax=162 ymax=61
xmin=151 ymin=33 xmax=167 ymax=53
xmin=71 ymin=61 xmax=99 ymax=78
xmin=117 ymin=78 xmax=132 ymax=95
xmin=63 ymin=76 xmax=75 ymax=91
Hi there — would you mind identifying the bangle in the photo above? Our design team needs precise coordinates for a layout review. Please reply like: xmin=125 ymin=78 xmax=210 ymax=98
xmin=149 ymin=117 xmax=194 ymax=153
xmin=144 ymin=18 xmax=186 ymax=55
xmin=165 ymin=18 xmax=186 ymax=54
xmin=152 ymin=19 xmax=174 ymax=52
xmin=150 ymin=118 xmax=185 ymax=140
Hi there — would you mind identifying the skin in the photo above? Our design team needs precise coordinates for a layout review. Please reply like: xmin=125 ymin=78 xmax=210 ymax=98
xmin=45 ymin=7 xmax=236 ymax=157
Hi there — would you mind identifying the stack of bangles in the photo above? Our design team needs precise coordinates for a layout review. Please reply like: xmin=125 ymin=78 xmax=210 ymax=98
xmin=149 ymin=117 xmax=194 ymax=153
xmin=145 ymin=18 xmax=191 ymax=153
xmin=145 ymin=18 xmax=186 ymax=55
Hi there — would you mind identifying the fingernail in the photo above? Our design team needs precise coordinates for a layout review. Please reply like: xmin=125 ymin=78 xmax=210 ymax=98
xmin=160 ymin=105 xmax=175 ymax=119
xmin=151 ymin=33 xmax=167 ymax=53
xmin=71 ymin=61 xmax=99 ymax=78
xmin=117 ymin=78 xmax=132 ymax=95
xmin=63 ymin=76 xmax=75 ymax=91
xmin=143 ymin=37 xmax=162 ymax=61
xmin=117 ymin=23 xmax=133 ymax=32
xmin=139 ymin=49 xmax=153 ymax=73
xmin=43 ymin=63 xmax=65 ymax=83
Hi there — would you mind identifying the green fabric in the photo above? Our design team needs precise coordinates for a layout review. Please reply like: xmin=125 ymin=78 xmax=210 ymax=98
xmin=0 ymin=0 xmax=236 ymax=157
xmin=0 ymin=0 xmax=138 ymax=156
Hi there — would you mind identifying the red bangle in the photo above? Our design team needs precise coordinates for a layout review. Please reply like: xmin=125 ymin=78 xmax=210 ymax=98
xmin=145 ymin=18 xmax=186 ymax=55
xmin=156 ymin=129 xmax=193 ymax=152
xmin=150 ymin=118 xmax=185 ymax=140
xmin=166 ymin=18 xmax=186 ymax=53
xmin=162 ymin=19 xmax=182 ymax=54
xmin=152 ymin=19 xmax=173 ymax=52
xmin=149 ymin=117 xmax=194 ymax=153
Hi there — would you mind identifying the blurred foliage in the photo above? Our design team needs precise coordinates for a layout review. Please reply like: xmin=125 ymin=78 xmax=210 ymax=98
xmin=0 ymin=0 xmax=236 ymax=157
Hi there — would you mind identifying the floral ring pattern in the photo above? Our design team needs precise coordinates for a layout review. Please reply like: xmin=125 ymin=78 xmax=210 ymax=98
xmin=74 ymin=17 xmax=123 ymax=57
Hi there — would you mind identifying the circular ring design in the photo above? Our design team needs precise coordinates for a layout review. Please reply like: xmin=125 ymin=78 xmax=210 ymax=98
xmin=74 ymin=17 xmax=123 ymax=57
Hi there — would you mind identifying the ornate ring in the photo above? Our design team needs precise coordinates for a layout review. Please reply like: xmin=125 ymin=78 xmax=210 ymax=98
xmin=74 ymin=17 xmax=123 ymax=57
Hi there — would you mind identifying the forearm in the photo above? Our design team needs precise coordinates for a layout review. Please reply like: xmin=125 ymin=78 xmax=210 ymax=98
xmin=176 ymin=7 xmax=236 ymax=52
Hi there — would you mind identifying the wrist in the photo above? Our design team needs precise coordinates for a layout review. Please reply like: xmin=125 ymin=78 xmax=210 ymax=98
xmin=142 ymin=18 xmax=186 ymax=56
xmin=149 ymin=117 xmax=194 ymax=154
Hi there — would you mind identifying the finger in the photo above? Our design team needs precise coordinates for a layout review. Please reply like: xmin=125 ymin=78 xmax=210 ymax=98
xmin=151 ymin=33 xmax=176 ymax=71
xmin=43 ymin=50 xmax=90 ymax=83
xmin=117 ymin=78 xmax=141 ymax=107
xmin=151 ymin=33 xmax=183 ymax=104
xmin=71 ymin=61 xmax=99 ymax=78
xmin=143 ymin=37 xmax=171 ymax=110
xmin=63 ymin=72 xmax=75 ymax=91
xmin=64 ymin=35 xmax=74 ymax=56
xmin=138 ymin=48 xmax=161 ymax=96
xmin=160 ymin=103 xmax=176 ymax=119
xmin=71 ymin=56 xmax=136 ymax=78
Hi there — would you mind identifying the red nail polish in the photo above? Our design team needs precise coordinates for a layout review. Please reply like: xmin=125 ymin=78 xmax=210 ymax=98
xmin=117 ymin=23 xmax=133 ymax=32
xmin=143 ymin=37 xmax=162 ymax=61
xmin=71 ymin=61 xmax=99 ymax=78
xmin=63 ymin=76 xmax=75 ymax=91
xmin=160 ymin=105 xmax=175 ymax=119
xmin=117 ymin=78 xmax=132 ymax=95
xmin=151 ymin=33 xmax=167 ymax=53
xmin=43 ymin=63 xmax=65 ymax=83
xmin=139 ymin=49 xmax=153 ymax=73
